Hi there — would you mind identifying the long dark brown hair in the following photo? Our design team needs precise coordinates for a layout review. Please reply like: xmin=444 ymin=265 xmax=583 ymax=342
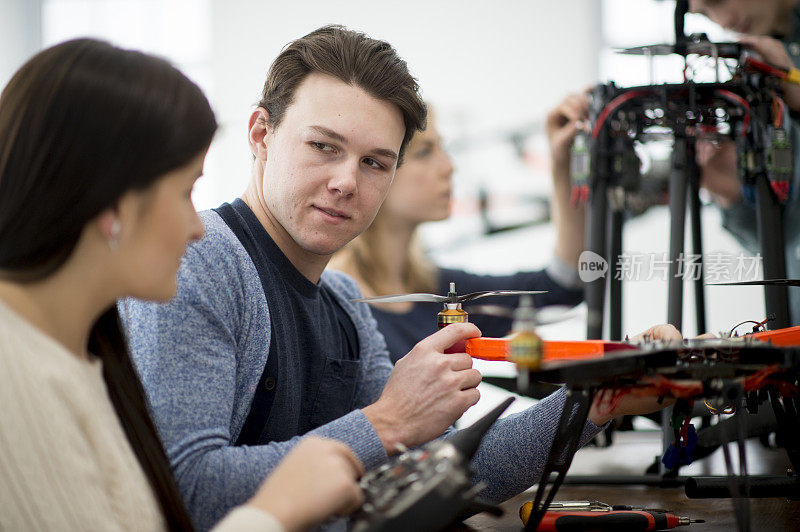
xmin=0 ymin=38 xmax=217 ymax=530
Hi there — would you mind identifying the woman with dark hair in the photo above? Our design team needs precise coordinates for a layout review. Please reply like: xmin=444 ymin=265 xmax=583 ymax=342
xmin=0 ymin=38 xmax=363 ymax=531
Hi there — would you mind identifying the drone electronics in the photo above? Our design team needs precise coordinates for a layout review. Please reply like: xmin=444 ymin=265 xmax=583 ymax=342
xmin=579 ymin=0 xmax=800 ymax=341
xmin=513 ymin=336 xmax=800 ymax=532
xmin=351 ymin=397 xmax=514 ymax=532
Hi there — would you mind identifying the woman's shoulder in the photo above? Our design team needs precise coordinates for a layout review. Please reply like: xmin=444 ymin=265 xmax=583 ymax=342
xmin=0 ymin=302 xmax=87 ymax=382
xmin=0 ymin=303 xmax=109 ymax=442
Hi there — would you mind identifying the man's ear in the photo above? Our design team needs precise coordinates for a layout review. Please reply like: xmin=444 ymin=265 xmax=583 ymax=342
xmin=248 ymin=107 xmax=271 ymax=162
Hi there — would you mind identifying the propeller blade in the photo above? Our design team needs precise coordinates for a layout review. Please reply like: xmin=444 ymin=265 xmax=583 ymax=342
xmin=351 ymin=292 xmax=448 ymax=304
xmin=615 ymin=41 xmax=741 ymax=58
xmin=459 ymin=290 xmax=546 ymax=303
xmin=708 ymin=279 xmax=800 ymax=287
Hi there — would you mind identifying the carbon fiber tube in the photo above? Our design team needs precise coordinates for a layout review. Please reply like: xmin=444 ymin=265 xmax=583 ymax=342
xmin=685 ymin=475 xmax=800 ymax=499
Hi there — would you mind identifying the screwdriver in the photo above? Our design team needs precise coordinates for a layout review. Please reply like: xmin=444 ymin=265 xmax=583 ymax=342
xmin=520 ymin=502 xmax=704 ymax=530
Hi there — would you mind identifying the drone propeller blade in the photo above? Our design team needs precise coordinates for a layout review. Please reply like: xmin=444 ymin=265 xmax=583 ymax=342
xmin=616 ymin=41 xmax=741 ymax=58
xmin=459 ymin=290 xmax=546 ymax=303
xmin=351 ymin=292 xmax=448 ymax=304
xmin=708 ymin=279 xmax=800 ymax=287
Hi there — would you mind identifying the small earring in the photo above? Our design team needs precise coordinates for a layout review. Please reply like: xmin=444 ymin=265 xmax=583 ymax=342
xmin=109 ymin=219 xmax=121 ymax=250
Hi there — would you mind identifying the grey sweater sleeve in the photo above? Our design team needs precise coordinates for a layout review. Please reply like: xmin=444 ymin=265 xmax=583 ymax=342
xmin=324 ymin=272 xmax=603 ymax=505
xmin=465 ymin=387 xmax=603 ymax=503
xmin=119 ymin=226 xmax=388 ymax=531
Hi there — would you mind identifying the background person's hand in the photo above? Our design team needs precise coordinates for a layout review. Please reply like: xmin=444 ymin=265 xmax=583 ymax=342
xmin=247 ymin=437 xmax=365 ymax=532
xmin=588 ymin=324 xmax=682 ymax=425
xmin=629 ymin=323 xmax=683 ymax=343
xmin=740 ymin=34 xmax=800 ymax=113
xmin=362 ymin=322 xmax=483 ymax=453
xmin=545 ymin=91 xmax=591 ymax=167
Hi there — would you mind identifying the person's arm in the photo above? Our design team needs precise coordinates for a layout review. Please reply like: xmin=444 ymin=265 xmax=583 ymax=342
xmin=546 ymin=92 xmax=590 ymax=269
xmin=214 ymin=437 xmax=364 ymax=532
xmin=449 ymin=91 xmax=591 ymax=322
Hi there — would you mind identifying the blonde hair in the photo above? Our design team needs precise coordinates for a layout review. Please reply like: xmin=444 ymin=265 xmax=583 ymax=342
xmin=337 ymin=216 xmax=438 ymax=296
xmin=333 ymin=105 xmax=442 ymax=295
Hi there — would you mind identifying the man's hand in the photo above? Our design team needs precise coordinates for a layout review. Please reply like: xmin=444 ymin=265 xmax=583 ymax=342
xmin=740 ymin=34 xmax=800 ymax=112
xmin=247 ymin=437 xmax=365 ymax=532
xmin=363 ymin=323 xmax=483 ymax=453
xmin=587 ymin=324 xmax=682 ymax=425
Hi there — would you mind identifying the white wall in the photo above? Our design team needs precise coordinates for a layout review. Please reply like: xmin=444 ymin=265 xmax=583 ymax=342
xmin=0 ymin=0 xmax=41 ymax=89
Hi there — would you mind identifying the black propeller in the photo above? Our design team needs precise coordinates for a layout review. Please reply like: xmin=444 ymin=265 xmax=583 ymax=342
xmin=352 ymin=281 xmax=545 ymax=305
xmin=708 ymin=279 xmax=800 ymax=287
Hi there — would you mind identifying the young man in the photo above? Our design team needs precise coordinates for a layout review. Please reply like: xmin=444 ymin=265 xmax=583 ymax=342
xmin=121 ymin=25 xmax=676 ymax=530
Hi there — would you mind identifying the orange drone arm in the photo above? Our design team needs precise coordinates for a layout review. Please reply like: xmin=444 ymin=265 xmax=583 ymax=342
xmin=466 ymin=324 xmax=800 ymax=363
xmin=465 ymin=336 xmax=636 ymax=362
xmin=748 ymin=325 xmax=800 ymax=346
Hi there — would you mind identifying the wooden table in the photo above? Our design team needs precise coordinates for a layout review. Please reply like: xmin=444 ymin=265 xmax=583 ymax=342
xmin=463 ymin=484 xmax=800 ymax=531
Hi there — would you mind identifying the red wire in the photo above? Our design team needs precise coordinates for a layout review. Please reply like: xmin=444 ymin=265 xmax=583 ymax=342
xmin=679 ymin=413 xmax=692 ymax=445
xmin=716 ymin=89 xmax=751 ymax=133
xmin=591 ymin=90 xmax=650 ymax=139
xmin=637 ymin=374 xmax=703 ymax=398
xmin=745 ymin=57 xmax=788 ymax=79
xmin=742 ymin=364 xmax=779 ymax=391
xmin=773 ymin=94 xmax=785 ymax=128
xmin=596 ymin=387 xmax=629 ymax=416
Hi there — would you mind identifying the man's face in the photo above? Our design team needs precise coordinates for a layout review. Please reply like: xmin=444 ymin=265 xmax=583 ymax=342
xmin=689 ymin=0 xmax=783 ymax=35
xmin=257 ymin=73 xmax=405 ymax=258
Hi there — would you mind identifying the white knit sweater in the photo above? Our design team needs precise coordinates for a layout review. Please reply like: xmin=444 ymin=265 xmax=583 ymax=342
xmin=0 ymin=300 xmax=281 ymax=532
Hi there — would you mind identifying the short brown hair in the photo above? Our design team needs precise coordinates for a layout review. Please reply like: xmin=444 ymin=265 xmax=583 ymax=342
xmin=258 ymin=25 xmax=426 ymax=165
